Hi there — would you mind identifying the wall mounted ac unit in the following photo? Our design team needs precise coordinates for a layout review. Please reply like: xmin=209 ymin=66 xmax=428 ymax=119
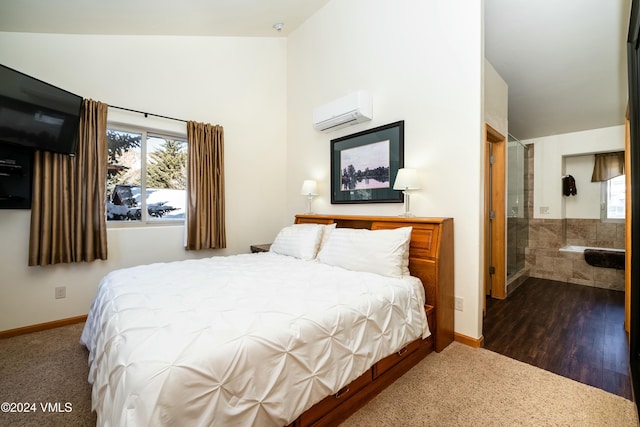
xmin=312 ymin=90 xmax=372 ymax=132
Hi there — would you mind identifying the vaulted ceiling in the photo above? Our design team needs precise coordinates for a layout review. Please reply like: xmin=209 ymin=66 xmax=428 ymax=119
xmin=0 ymin=0 xmax=631 ymax=141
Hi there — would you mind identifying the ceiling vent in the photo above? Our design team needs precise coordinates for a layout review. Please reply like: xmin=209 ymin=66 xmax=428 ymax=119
xmin=312 ymin=91 xmax=372 ymax=132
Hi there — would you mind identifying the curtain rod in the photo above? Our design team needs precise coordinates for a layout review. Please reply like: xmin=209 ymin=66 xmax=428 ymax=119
xmin=109 ymin=105 xmax=187 ymax=123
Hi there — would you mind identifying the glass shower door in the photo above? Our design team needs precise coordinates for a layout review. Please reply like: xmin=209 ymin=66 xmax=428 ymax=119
xmin=507 ymin=135 xmax=528 ymax=277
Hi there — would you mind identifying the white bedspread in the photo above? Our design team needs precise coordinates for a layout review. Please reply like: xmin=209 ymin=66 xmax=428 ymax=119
xmin=81 ymin=252 xmax=429 ymax=426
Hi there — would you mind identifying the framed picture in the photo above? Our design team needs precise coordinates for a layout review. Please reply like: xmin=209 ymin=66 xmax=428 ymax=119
xmin=331 ymin=121 xmax=404 ymax=204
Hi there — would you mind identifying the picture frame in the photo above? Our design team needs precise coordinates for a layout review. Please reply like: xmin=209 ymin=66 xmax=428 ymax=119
xmin=330 ymin=120 xmax=404 ymax=204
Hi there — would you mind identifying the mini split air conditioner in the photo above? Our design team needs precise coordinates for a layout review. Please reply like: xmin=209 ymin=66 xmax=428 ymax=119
xmin=312 ymin=90 xmax=372 ymax=132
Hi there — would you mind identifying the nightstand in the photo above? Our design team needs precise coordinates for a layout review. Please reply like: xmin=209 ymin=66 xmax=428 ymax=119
xmin=250 ymin=244 xmax=271 ymax=253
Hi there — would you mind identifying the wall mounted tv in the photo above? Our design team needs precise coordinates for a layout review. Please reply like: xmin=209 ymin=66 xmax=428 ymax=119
xmin=0 ymin=64 xmax=83 ymax=156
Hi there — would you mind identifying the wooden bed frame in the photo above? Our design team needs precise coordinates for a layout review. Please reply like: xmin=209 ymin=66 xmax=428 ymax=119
xmin=290 ymin=214 xmax=454 ymax=426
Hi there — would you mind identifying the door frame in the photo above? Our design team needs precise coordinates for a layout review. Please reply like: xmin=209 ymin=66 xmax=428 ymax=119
xmin=626 ymin=0 xmax=640 ymax=407
xmin=483 ymin=124 xmax=507 ymax=304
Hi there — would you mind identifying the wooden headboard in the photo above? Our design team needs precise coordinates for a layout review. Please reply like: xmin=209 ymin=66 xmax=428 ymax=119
xmin=295 ymin=214 xmax=454 ymax=352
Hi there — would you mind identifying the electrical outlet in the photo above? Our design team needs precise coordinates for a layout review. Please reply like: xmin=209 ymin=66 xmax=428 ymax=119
xmin=455 ymin=297 xmax=463 ymax=311
xmin=55 ymin=286 xmax=66 ymax=299
xmin=539 ymin=206 xmax=549 ymax=215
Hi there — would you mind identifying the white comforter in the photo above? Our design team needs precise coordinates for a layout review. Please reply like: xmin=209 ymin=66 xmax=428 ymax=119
xmin=81 ymin=252 xmax=429 ymax=426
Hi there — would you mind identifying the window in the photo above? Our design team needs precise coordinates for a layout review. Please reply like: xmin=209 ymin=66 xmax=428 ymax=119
xmin=602 ymin=174 xmax=625 ymax=220
xmin=106 ymin=127 xmax=187 ymax=223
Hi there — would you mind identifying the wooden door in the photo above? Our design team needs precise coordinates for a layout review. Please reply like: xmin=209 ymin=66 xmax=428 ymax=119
xmin=484 ymin=124 xmax=506 ymax=308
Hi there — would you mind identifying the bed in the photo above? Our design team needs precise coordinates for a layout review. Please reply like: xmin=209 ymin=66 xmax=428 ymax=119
xmin=81 ymin=214 xmax=454 ymax=426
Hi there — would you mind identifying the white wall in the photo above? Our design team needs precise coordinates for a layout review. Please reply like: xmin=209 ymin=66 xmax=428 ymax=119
xmin=484 ymin=59 xmax=508 ymax=137
xmin=525 ymin=125 xmax=625 ymax=219
xmin=0 ymin=32 xmax=289 ymax=331
xmin=564 ymin=154 xmax=601 ymax=219
xmin=287 ymin=0 xmax=485 ymax=339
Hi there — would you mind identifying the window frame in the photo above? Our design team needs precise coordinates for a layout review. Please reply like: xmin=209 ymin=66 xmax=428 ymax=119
xmin=106 ymin=123 xmax=188 ymax=228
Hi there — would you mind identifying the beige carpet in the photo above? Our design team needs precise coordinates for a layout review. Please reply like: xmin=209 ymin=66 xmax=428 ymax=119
xmin=0 ymin=323 xmax=95 ymax=427
xmin=344 ymin=342 xmax=639 ymax=427
xmin=0 ymin=324 xmax=637 ymax=427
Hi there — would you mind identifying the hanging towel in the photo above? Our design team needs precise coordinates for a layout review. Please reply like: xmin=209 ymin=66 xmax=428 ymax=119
xmin=562 ymin=175 xmax=577 ymax=196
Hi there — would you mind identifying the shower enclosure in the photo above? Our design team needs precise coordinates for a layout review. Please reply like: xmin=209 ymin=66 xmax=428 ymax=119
xmin=507 ymin=134 xmax=529 ymax=278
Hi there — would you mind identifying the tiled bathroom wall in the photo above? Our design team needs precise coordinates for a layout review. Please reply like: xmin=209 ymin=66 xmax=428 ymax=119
xmin=565 ymin=219 xmax=625 ymax=248
xmin=526 ymin=218 xmax=624 ymax=291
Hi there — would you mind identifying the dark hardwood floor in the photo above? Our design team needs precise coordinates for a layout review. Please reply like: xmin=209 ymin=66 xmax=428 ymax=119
xmin=483 ymin=277 xmax=632 ymax=400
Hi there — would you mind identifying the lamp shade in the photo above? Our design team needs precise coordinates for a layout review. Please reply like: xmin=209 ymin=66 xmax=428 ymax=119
xmin=393 ymin=168 xmax=420 ymax=190
xmin=300 ymin=180 xmax=318 ymax=196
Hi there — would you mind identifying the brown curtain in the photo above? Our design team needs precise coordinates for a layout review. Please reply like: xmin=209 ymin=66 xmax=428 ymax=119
xmin=591 ymin=151 xmax=625 ymax=182
xmin=186 ymin=121 xmax=226 ymax=250
xmin=28 ymin=99 xmax=108 ymax=266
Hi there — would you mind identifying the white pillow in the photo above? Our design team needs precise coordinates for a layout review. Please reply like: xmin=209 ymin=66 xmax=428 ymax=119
xmin=269 ymin=224 xmax=324 ymax=260
xmin=317 ymin=227 xmax=412 ymax=278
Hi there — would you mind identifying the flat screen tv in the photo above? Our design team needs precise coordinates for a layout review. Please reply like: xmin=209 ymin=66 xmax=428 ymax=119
xmin=0 ymin=64 xmax=83 ymax=156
